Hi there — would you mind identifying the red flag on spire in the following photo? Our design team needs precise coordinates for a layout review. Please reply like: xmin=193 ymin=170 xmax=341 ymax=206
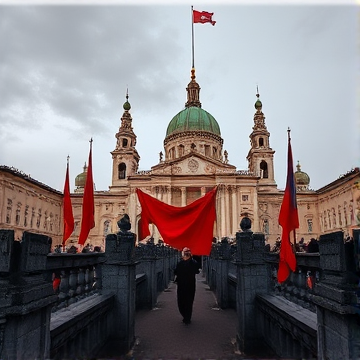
xmin=78 ymin=140 xmax=95 ymax=246
xmin=62 ymin=158 xmax=74 ymax=246
xmin=278 ymin=131 xmax=299 ymax=283
xmin=193 ymin=9 xmax=216 ymax=26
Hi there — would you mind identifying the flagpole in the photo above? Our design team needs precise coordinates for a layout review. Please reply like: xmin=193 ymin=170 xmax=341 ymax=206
xmin=191 ymin=5 xmax=195 ymax=68
xmin=287 ymin=128 xmax=297 ymax=251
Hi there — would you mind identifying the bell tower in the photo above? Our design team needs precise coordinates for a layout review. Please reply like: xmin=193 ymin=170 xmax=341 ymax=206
xmin=247 ymin=89 xmax=276 ymax=186
xmin=110 ymin=91 xmax=140 ymax=189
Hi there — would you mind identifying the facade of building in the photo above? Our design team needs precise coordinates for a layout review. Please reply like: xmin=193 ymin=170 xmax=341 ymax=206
xmin=1 ymin=69 xmax=359 ymax=249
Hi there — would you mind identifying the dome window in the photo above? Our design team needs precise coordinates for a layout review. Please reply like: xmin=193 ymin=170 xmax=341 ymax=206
xmin=118 ymin=163 xmax=126 ymax=179
xmin=213 ymin=147 xmax=217 ymax=158
xmin=169 ymin=147 xmax=175 ymax=159
xmin=260 ymin=160 xmax=268 ymax=178
xmin=205 ymin=145 xmax=210 ymax=157
xmin=178 ymin=144 xmax=185 ymax=157
xmin=122 ymin=138 xmax=128 ymax=147
xmin=259 ymin=137 xmax=264 ymax=147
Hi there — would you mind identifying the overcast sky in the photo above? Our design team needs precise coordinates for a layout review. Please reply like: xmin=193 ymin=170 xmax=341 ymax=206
xmin=0 ymin=1 xmax=358 ymax=193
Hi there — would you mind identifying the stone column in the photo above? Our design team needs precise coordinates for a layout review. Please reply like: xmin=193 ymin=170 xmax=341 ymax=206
xmin=312 ymin=231 xmax=360 ymax=360
xmin=101 ymin=220 xmax=137 ymax=354
xmin=220 ymin=185 xmax=226 ymax=238
xmin=231 ymin=186 xmax=238 ymax=236
xmin=225 ymin=186 xmax=230 ymax=236
xmin=181 ymin=187 xmax=186 ymax=207
xmin=235 ymin=217 xmax=269 ymax=354
xmin=0 ymin=230 xmax=57 ymax=360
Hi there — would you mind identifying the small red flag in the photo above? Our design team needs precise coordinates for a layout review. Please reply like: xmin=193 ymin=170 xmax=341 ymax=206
xmin=277 ymin=133 xmax=299 ymax=283
xmin=78 ymin=140 xmax=95 ymax=246
xmin=193 ymin=10 xmax=216 ymax=26
xmin=62 ymin=158 xmax=74 ymax=246
xmin=136 ymin=187 xmax=217 ymax=255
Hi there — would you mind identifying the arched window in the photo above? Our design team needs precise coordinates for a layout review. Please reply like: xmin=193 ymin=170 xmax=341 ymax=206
xmin=213 ymin=147 xmax=217 ymax=158
xmin=259 ymin=137 xmax=264 ymax=147
xmin=122 ymin=138 xmax=128 ymax=147
xmin=178 ymin=144 xmax=185 ymax=157
xmin=169 ymin=147 xmax=175 ymax=159
xmin=118 ymin=163 xmax=126 ymax=179
xmin=260 ymin=160 xmax=268 ymax=178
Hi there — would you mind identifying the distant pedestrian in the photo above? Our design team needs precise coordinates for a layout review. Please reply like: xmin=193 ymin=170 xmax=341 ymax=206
xmin=174 ymin=247 xmax=200 ymax=325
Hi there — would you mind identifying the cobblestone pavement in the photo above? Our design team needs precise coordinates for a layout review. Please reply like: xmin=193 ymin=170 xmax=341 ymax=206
xmin=121 ymin=274 xmax=279 ymax=360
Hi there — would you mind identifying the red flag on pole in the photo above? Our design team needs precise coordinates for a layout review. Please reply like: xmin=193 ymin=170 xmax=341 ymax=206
xmin=277 ymin=129 xmax=299 ymax=283
xmin=193 ymin=9 xmax=216 ymax=26
xmin=78 ymin=139 xmax=95 ymax=246
xmin=62 ymin=157 xmax=74 ymax=246
xmin=136 ymin=187 xmax=217 ymax=255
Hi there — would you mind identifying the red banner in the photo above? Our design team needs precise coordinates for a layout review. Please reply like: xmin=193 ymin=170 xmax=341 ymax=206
xmin=137 ymin=187 xmax=217 ymax=255
xmin=78 ymin=142 xmax=95 ymax=246
xmin=62 ymin=160 xmax=74 ymax=245
xmin=278 ymin=135 xmax=299 ymax=283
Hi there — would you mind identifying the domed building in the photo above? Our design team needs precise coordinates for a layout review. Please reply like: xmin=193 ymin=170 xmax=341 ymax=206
xmin=69 ymin=68 xmax=281 ymax=246
xmin=1 ymin=68 xmax=359 ymax=249
xmin=294 ymin=161 xmax=310 ymax=192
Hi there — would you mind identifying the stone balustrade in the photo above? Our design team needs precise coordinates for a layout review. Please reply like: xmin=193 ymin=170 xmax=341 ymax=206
xmin=46 ymin=252 xmax=106 ymax=312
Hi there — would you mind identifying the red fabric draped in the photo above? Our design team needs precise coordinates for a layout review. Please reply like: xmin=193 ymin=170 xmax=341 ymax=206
xmin=62 ymin=160 xmax=74 ymax=245
xmin=136 ymin=187 xmax=217 ymax=255
xmin=278 ymin=136 xmax=299 ymax=283
xmin=78 ymin=142 xmax=95 ymax=246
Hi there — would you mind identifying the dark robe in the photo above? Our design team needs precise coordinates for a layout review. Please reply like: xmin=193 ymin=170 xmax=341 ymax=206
xmin=174 ymin=257 xmax=200 ymax=323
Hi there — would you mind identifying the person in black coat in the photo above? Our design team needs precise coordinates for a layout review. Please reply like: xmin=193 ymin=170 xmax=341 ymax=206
xmin=174 ymin=247 xmax=200 ymax=325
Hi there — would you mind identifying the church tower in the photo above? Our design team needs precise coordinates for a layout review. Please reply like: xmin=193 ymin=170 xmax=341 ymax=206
xmin=247 ymin=89 xmax=276 ymax=186
xmin=110 ymin=91 xmax=140 ymax=188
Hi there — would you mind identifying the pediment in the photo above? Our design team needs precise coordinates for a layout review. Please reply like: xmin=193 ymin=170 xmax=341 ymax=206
xmin=150 ymin=152 xmax=236 ymax=176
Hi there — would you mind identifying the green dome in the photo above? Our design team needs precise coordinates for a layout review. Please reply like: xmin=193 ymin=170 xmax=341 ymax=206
xmin=255 ymin=99 xmax=262 ymax=109
xmin=75 ymin=163 xmax=87 ymax=188
xmin=123 ymin=101 xmax=131 ymax=111
xmin=166 ymin=106 xmax=221 ymax=137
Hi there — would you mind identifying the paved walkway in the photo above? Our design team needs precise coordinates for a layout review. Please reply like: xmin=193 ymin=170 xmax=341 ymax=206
xmin=125 ymin=274 xmax=278 ymax=360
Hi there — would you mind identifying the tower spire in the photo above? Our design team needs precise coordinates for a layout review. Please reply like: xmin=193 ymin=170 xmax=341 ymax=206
xmin=185 ymin=68 xmax=201 ymax=108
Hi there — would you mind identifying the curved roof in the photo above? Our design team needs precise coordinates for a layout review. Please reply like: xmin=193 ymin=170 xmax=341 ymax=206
xmin=166 ymin=106 xmax=221 ymax=137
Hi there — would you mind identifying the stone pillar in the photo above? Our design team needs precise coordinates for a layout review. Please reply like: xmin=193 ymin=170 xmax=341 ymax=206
xmin=220 ymin=185 xmax=226 ymax=237
xmin=181 ymin=187 xmax=186 ymax=206
xmin=141 ymin=241 xmax=158 ymax=309
xmin=231 ymin=186 xmax=238 ymax=236
xmin=225 ymin=186 xmax=230 ymax=236
xmin=215 ymin=238 xmax=231 ymax=308
xmin=235 ymin=217 xmax=269 ymax=354
xmin=312 ymin=231 xmax=360 ymax=360
xmin=102 ymin=223 xmax=137 ymax=354
xmin=0 ymin=230 xmax=57 ymax=360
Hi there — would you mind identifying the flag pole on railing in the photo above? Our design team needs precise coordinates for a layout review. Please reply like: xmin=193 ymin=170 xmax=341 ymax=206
xmin=277 ymin=128 xmax=299 ymax=283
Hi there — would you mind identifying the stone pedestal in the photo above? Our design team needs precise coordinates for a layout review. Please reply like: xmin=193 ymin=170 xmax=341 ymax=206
xmin=312 ymin=231 xmax=360 ymax=360
xmin=235 ymin=230 xmax=269 ymax=354
xmin=0 ymin=230 xmax=57 ymax=360
xmin=215 ymin=239 xmax=231 ymax=309
xmin=102 ymin=230 xmax=137 ymax=354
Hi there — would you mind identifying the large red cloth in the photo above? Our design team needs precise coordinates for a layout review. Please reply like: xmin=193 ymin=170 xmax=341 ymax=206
xmin=193 ymin=10 xmax=216 ymax=26
xmin=78 ymin=142 xmax=95 ymax=246
xmin=62 ymin=161 xmax=74 ymax=245
xmin=278 ymin=136 xmax=299 ymax=283
xmin=136 ymin=187 xmax=217 ymax=255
